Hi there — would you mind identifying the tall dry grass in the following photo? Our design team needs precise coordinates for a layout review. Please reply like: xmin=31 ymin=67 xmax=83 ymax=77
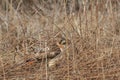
xmin=0 ymin=0 xmax=120 ymax=80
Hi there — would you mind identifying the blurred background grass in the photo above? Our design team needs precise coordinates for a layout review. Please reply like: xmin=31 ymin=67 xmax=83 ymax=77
xmin=0 ymin=0 xmax=120 ymax=80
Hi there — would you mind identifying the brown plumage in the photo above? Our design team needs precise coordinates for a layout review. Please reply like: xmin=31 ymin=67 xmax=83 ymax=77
xmin=12 ymin=38 xmax=70 ymax=68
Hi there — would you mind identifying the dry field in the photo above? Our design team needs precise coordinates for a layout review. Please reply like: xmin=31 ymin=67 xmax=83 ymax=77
xmin=0 ymin=0 xmax=120 ymax=80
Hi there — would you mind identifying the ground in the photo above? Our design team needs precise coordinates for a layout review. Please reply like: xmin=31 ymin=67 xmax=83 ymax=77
xmin=0 ymin=0 xmax=120 ymax=80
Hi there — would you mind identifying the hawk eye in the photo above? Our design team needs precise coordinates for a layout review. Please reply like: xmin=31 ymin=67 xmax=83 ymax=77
xmin=61 ymin=40 xmax=66 ymax=45
xmin=59 ymin=39 xmax=66 ymax=45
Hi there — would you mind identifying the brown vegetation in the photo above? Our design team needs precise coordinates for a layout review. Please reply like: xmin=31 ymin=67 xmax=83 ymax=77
xmin=0 ymin=0 xmax=120 ymax=80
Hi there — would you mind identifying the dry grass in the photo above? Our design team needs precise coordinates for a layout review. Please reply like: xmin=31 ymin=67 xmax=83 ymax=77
xmin=0 ymin=0 xmax=120 ymax=80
